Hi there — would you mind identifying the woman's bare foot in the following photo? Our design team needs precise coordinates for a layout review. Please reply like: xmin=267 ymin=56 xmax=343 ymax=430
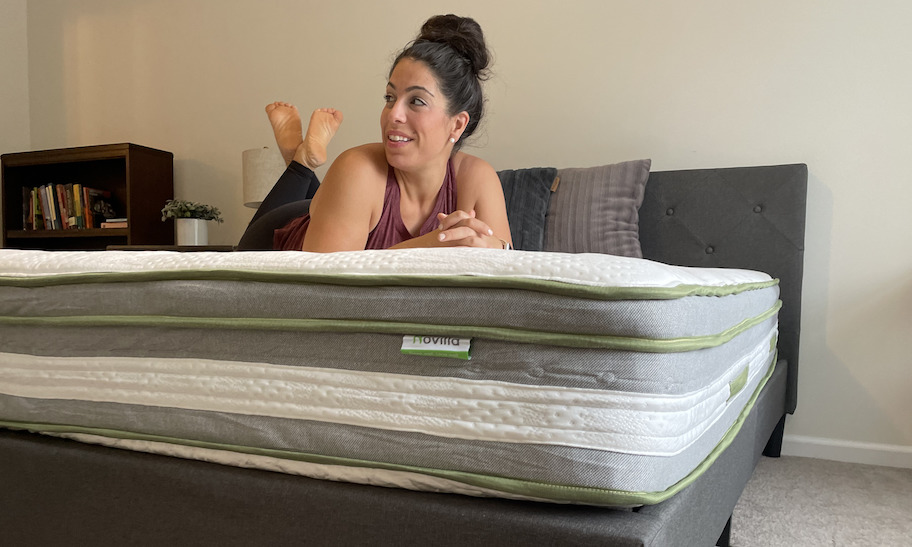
xmin=296 ymin=108 xmax=344 ymax=170
xmin=265 ymin=102 xmax=303 ymax=166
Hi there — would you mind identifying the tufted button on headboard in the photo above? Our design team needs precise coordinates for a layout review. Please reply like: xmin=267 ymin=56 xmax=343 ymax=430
xmin=638 ymin=164 xmax=808 ymax=413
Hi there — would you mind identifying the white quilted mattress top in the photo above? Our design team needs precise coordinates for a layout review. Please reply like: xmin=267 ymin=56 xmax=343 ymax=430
xmin=0 ymin=248 xmax=771 ymax=289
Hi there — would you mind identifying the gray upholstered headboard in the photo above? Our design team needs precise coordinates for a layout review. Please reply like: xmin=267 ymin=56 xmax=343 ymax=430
xmin=638 ymin=163 xmax=808 ymax=413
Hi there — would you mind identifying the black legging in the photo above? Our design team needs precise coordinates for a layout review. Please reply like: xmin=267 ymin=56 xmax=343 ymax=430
xmin=236 ymin=161 xmax=320 ymax=250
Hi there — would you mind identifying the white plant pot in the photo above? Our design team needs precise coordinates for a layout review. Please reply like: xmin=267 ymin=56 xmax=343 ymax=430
xmin=175 ymin=218 xmax=209 ymax=246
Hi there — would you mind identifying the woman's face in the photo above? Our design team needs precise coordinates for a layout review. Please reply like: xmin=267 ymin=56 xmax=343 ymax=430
xmin=381 ymin=58 xmax=466 ymax=172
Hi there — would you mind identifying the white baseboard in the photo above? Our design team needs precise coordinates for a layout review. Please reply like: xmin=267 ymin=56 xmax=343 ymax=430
xmin=782 ymin=435 xmax=912 ymax=469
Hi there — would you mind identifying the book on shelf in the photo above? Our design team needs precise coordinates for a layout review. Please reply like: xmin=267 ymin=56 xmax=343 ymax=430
xmin=51 ymin=184 xmax=61 ymax=230
xmin=64 ymin=183 xmax=76 ymax=229
xmin=31 ymin=187 xmax=43 ymax=230
xmin=21 ymin=187 xmax=29 ymax=230
xmin=100 ymin=218 xmax=128 ymax=229
xmin=39 ymin=184 xmax=60 ymax=230
xmin=55 ymin=184 xmax=70 ymax=229
xmin=34 ymin=188 xmax=42 ymax=229
xmin=42 ymin=185 xmax=56 ymax=230
xmin=72 ymin=183 xmax=84 ymax=228
xmin=38 ymin=185 xmax=48 ymax=229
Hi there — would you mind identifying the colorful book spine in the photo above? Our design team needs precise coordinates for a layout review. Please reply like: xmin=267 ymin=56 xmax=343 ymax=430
xmin=22 ymin=187 xmax=29 ymax=230
xmin=32 ymin=188 xmax=43 ymax=230
xmin=48 ymin=185 xmax=60 ymax=230
xmin=55 ymin=184 xmax=69 ymax=230
xmin=39 ymin=185 xmax=52 ymax=230
xmin=73 ymin=183 xmax=84 ymax=229
xmin=82 ymin=186 xmax=92 ymax=228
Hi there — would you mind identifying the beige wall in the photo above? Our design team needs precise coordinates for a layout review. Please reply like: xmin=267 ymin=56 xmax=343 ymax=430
xmin=0 ymin=0 xmax=30 ymax=239
xmin=0 ymin=0 xmax=30 ymax=154
xmin=11 ymin=0 xmax=912 ymax=466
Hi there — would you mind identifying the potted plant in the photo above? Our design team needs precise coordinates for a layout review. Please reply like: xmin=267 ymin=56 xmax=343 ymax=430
xmin=161 ymin=199 xmax=224 ymax=246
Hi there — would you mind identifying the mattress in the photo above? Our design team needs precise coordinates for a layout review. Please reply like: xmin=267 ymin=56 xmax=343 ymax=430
xmin=0 ymin=248 xmax=780 ymax=506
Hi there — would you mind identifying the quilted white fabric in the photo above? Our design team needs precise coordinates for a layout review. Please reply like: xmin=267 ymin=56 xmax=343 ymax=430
xmin=0 ymin=248 xmax=771 ymax=288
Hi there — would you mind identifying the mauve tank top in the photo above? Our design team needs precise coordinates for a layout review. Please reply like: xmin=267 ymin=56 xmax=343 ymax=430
xmin=273 ymin=160 xmax=457 ymax=251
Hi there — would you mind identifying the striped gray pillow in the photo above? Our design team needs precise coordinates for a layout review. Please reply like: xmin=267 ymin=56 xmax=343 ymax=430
xmin=543 ymin=159 xmax=651 ymax=257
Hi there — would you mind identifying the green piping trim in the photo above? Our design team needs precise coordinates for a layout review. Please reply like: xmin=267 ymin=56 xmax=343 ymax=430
xmin=0 ymin=359 xmax=777 ymax=506
xmin=0 ymin=300 xmax=781 ymax=352
xmin=401 ymin=349 xmax=471 ymax=360
xmin=728 ymin=366 xmax=750 ymax=402
xmin=0 ymin=269 xmax=779 ymax=301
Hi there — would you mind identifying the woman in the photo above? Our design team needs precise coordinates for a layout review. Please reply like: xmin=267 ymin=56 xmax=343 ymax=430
xmin=242 ymin=14 xmax=512 ymax=252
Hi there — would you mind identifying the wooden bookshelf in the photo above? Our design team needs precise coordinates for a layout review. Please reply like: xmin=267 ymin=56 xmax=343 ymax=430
xmin=1 ymin=143 xmax=174 ymax=250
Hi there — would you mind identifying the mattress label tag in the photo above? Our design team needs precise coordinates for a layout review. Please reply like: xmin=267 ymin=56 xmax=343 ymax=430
xmin=401 ymin=335 xmax=471 ymax=360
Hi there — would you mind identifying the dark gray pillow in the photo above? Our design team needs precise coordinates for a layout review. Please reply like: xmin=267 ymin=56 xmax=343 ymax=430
xmin=497 ymin=167 xmax=558 ymax=251
xmin=544 ymin=159 xmax=651 ymax=257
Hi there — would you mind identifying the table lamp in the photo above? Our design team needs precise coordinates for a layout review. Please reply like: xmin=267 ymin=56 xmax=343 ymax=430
xmin=242 ymin=147 xmax=285 ymax=208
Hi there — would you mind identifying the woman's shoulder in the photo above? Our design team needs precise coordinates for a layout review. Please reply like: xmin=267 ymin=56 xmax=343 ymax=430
xmin=309 ymin=143 xmax=387 ymax=222
xmin=315 ymin=144 xmax=388 ymax=205
xmin=452 ymin=152 xmax=498 ymax=184
xmin=319 ymin=144 xmax=389 ymax=196
xmin=331 ymin=143 xmax=388 ymax=176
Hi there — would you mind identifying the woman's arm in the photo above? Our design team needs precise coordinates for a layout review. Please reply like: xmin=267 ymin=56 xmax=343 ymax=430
xmin=301 ymin=145 xmax=386 ymax=252
xmin=446 ymin=154 xmax=513 ymax=248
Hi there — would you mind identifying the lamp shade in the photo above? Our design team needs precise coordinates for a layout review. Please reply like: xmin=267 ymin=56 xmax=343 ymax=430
xmin=242 ymin=147 xmax=285 ymax=208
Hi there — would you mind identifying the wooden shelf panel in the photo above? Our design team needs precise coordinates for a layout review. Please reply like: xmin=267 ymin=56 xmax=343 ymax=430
xmin=6 ymin=228 xmax=129 ymax=239
xmin=0 ymin=143 xmax=169 ymax=167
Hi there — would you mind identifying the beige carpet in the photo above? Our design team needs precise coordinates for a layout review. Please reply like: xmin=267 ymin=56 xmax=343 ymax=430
xmin=731 ymin=456 xmax=912 ymax=546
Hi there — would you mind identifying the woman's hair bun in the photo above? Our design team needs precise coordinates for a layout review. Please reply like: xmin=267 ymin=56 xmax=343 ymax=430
xmin=416 ymin=14 xmax=490 ymax=79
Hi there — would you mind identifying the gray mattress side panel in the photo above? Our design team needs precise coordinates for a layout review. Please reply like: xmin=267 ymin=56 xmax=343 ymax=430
xmin=0 ymin=280 xmax=779 ymax=339
xmin=0 ymin=315 xmax=777 ymax=394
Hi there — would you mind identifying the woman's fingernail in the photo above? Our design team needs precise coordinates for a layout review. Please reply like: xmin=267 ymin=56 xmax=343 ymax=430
xmin=488 ymin=229 xmax=494 ymax=235
xmin=439 ymin=233 xmax=446 ymax=241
